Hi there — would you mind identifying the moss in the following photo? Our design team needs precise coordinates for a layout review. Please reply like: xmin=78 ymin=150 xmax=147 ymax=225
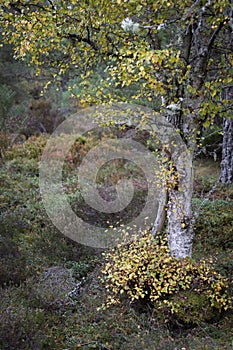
xmin=170 ymin=291 xmax=215 ymax=324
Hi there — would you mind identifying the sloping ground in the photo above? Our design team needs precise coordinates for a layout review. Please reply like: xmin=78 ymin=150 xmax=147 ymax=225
xmin=0 ymin=135 xmax=232 ymax=349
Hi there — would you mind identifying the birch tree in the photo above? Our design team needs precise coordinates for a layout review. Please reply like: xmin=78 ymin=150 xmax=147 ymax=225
xmin=220 ymin=86 xmax=233 ymax=184
xmin=1 ymin=0 xmax=232 ymax=258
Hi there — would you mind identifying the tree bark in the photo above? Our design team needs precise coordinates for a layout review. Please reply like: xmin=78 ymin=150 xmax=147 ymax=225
xmin=220 ymin=86 xmax=233 ymax=184
xmin=166 ymin=150 xmax=194 ymax=258
xmin=152 ymin=110 xmax=195 ymax=259
xmin=220 ymin=117 xmax=233 ymax=184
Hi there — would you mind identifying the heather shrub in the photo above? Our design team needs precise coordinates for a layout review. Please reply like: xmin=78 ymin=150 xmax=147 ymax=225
xmin=5 ymin=134 xmax=49 ymax=160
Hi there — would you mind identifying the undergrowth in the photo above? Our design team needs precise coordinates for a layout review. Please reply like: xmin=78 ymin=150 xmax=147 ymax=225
xmin=101 ymin=233 xmax=232 ymax=325
xmin=0 ymin=137 xmax=232 ymax=349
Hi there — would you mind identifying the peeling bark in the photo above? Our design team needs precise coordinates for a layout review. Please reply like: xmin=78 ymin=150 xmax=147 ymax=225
xmin=165 ymin=102 xmax=197 ymax=257
xmin=151 ymin=112 xmax=194 ymax=258
xmin=166 ymin=150 xmax=194 ymax=258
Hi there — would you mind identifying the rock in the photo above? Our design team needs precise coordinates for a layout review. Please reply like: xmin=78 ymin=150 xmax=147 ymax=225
xmin=31 ymin=266 xmax=82 ymax=309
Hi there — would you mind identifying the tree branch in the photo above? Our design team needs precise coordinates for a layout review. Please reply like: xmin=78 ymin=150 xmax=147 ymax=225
xmin=66 ymin=33 xmax=99 ymax=51
xmin=47 ymin=0 xmax=55 ymax=10
xmin=181 ymin=24 xmax=193 ymax=63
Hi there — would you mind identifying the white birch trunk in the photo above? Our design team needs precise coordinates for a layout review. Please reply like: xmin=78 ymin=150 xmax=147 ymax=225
xmin=150 ymin=110 xmax=194 ymax=258
xmin=220 ymin=117 xmax=233 ymax=184
xmin=166 ymin=150 xmax=194 ymax=258
xmin=220 ymin=87 xmax=233 ymax=184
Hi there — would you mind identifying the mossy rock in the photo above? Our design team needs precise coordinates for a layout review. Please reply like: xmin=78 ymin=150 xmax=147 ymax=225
xmin=30 ymin=266 xmax=77 ymax=309
xmin=171 ymin=291 xmax=216 ymax=324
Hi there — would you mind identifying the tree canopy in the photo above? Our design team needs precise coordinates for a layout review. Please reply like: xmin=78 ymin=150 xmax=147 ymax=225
xmin=0 ymin=0 xmax=232 ymax=142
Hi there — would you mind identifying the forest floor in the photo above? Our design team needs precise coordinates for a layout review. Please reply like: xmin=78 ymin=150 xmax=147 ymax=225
xmin=0 ymin=134 xmax=232 ymax=350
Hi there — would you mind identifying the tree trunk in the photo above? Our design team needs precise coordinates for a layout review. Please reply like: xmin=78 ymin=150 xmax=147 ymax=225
xmin=220 ymin=117 xmax=233 ymax=184
xmin=164 ymin=102 xmax=197 ymax=258
xmin=163 ymin=139 xmax=194 ymax=259
xmin=220 ymin=87 xmax=233 ymax=184
xmin=93 ymin=103 xmax=195 ymax=258
xmin=154 ymin=108 xmax=195 ymax=259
